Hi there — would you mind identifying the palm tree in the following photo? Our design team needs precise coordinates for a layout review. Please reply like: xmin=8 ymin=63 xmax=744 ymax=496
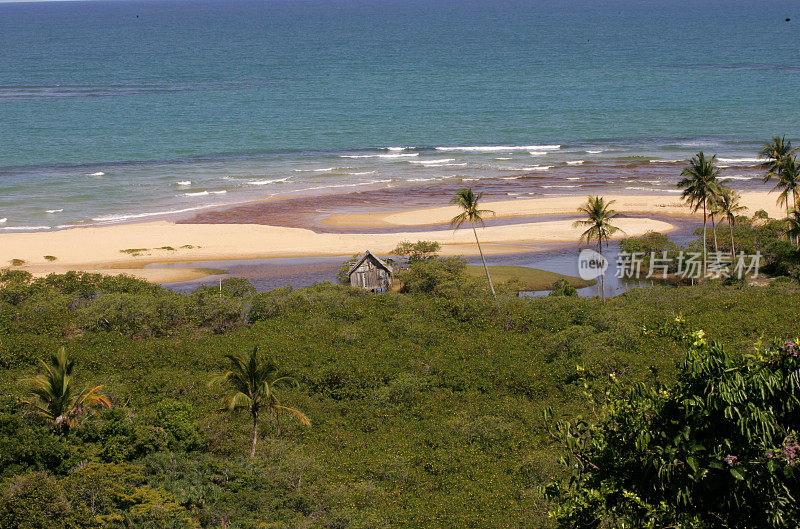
xmin=715 ymin=186 xmax=746 ymax=257
xmin=785 ymin=209 xmax=800 ymax=250
xmin=708 ymin=193 xmax=721 ymax=254
xmin=758 ymin=136 xmax=795 ymax=183
xmin=771 ymin=155 xmax=800 ymax=219
xmin=23 ymin=347 xmax=111 ymax=434
xmin=209 ymin=347 xmax=310 ymax=457
xmin=450 ymin=188 xmax=496 ymax=298
xmin=677 ymin=152 xmax=722 ymax=276
xmin=573 ymin=196 xmax=621 ymax=302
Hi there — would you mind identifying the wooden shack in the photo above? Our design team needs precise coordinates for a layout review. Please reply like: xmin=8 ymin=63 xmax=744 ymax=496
xmin=348 ymin=251 xmax=393 ymax=292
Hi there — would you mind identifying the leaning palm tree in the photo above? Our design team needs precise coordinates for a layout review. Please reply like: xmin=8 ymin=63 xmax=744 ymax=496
xmin=715 ymin=186 xmax=746 ymax=257
xmin=677 ymin=152 xmax=722 ymax=276
xmin=708 ymin=193 xmax=721 ymax=254
xmin=23 ymin=347 xmax=111 ymax=434
xmin=209 ymin=347 xmax=310 ymax=457
xmin=771 ymin=155 xmax=800 ymax=218
xmin=573 ymin=196 xmax=621 ymax=302
xmin=450 ymin=188 xmax=496 ymax=298
xmin=758 ymin=136 xmax=795 ymax=183
xmin=786 ymin=209 xmax=800 ymax=250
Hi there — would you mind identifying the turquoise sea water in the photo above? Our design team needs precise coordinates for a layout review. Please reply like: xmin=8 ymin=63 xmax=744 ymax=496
xmin=0 ymin=0 xmax=799 ymax=229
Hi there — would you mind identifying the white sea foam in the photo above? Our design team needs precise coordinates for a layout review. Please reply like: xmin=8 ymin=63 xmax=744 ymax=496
xmin=723 ymin=176 xmax=754 ymax=181
xmin=91 ymin=205 xmax=215 ymax=223
xmin=46 ymin=209 xmax=63 ymax=213
xmin=211 ymin=190 xmax=227 ymax=194
xmin=625 ymin=186 xmax=682 ymax=193
xmin=297 ymin=179 xmax=393 ymax=192
xmin=341 ymin=153 xmax=419 ymax=159
xmin=0 ymin=218 xmax=6 ymax=223
xmin=346 ymin=171 xmax=377 ymax=175
xmin=247 ymin=177 xmax=291 ymax=185
xmin=523 ymin=166 xmax=552 ymax=171
xmin=1 ymin=225 xmax=51 ymax=231
xmin=384 ymin=146 xmax=414 ymax=151
xmin=409 ymin=158 xmax=456 ymax=165
xmin=184 ymin=191 xmax=209 ymax=197
xmin=528 ymin=151 xmax=548 ymax=157
xmin=586 ymin=150 xmax=603 ymax=154
xmin=650 ymin=159 xmax=683 ymax=163
xmin=566 ymin=177 xmax=581 ymax=180
xmin=87 ymin=171 xmax=105 ymax=177
xmin=407 ymin=177 xmax=442 ymax=182
xmin=494 ymin=157 xmax=512 ymax=160
xmin=501 ymin=176 xmax=522 ymax=180
xmin=718 ymin=157 xmax=760 ymax=164
xmin=566 ymin=160 xmax=584 ymax=165
xmin=435 ymin=145 xmax=560 ymax=152
xmin=541 ymin=185 xmax=579 ymax=188
xmin=176 ymin=180 xmax=192 ymax=186
xmin=293 ymin=167 xmax=339 ymax=172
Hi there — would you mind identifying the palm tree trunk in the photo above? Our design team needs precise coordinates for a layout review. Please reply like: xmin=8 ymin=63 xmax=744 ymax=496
xmin=729 ymin=220 xmax=736 ymax=259
xmin=598 ymin=238 xmax=605 ymax=303
xmin=250 ymin=412 xmax=259 ymax=458
xmin=472 ymin=222 xmax=496 ymax=298
xmin=702 ymin=201 xmax=707 ymax=278
xmin=711 ymin=216 xmax=718 ymax=254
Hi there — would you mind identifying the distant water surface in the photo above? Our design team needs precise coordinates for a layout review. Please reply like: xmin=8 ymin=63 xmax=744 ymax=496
xmin=0 ymin=0 xmax=798 ymax=229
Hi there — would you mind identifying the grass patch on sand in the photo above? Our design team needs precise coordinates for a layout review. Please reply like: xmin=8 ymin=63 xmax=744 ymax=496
xmin=466 ymin=265 xmax=595 ymax=291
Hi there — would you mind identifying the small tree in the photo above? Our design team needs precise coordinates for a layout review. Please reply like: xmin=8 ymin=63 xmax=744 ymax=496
xmin=450 ymin=188 xmax=496 ymax=298
xmin=209 ymin=347 xmax=310 ymax=457
xmin=678 ymin=152 xmax=722 ymax=277
xmin=390 ymin=240 xmax=441 ymax=262
xmin=23 ymin=347 xmax=111 ymax=434
xmin=573 ymin=196 xmax=621 ymax=302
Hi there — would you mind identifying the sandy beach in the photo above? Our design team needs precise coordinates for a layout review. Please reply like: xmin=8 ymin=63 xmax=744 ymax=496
xmin=0 ymin=191 xmax=783 ymax=283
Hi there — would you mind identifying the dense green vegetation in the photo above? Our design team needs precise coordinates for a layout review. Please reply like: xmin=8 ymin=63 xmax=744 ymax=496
xmin=2 ymin=266 xmax=800 ymax=527
xmin=545 ymin=327 xmax=800 ymax=527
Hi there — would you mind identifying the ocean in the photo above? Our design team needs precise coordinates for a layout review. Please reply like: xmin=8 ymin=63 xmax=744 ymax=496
xmin=1 ymin=0 xmax=798 ymax=230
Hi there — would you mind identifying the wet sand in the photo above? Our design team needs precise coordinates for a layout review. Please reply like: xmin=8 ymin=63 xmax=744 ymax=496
xmin=0 ymin=183 xmax=782 ymax=284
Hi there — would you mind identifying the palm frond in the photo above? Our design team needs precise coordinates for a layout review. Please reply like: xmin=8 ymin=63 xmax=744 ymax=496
xmin=275 ymin=405 xmax=312 ymax=427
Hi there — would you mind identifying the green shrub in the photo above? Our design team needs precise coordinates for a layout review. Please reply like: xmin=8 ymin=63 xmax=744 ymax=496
xmin=150 ymin=399 xmax=204 ymax=452
xmin=544 ymin=331 xmax=800 ymax=527
xmin=0 ymin=472 xmax=82 ymax=528
xmin=0 ymin=407 xmax=74 ymax=477
xmin=549 ymin=278 xmax=578 ymax=297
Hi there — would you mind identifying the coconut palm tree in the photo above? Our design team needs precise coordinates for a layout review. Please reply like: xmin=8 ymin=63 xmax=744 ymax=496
xmin=209 ymin=346 xmax=310 ymax=457
xmin=785 ymin=209 xmax=800 ymax=250
xmin=758 ymin=136 xmax=795 ymax=183
xmin=771 ymin=155 xmax=800 ymax=218
xmin=573 ymin=196 xmax=621 ymax=302
xmin=677 ymin=152 xmax=722 ymax=276
xmin=450 ymin=188 xmax=496 ymax=298
xmin=715 ymin=186 xmax=746 ymax=257
xmin=23 ymin=347 xmax=111 ymax=434
xmin=708 ymin=194 xmax=721 ymax=254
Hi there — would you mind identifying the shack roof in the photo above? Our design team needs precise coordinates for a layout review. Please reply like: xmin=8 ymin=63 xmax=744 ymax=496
xmin=347 ymin=250 xmax=393 ymax=276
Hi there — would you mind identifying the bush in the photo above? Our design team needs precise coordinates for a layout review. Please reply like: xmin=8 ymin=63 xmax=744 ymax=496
xmin=0 ymin=407 xmax=74 ymax=478
xmin=397 ymin=257 xmax=484 ymax=298
xmin=0 ymin=472 xmax=81 ymax=529
xmin=150 ymin=399 xmax=204 ymax=452
xmin=549 ymin=278 xmax=578 ymax=297
xmin=544 ymin=330 xmax=800 ymax=527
